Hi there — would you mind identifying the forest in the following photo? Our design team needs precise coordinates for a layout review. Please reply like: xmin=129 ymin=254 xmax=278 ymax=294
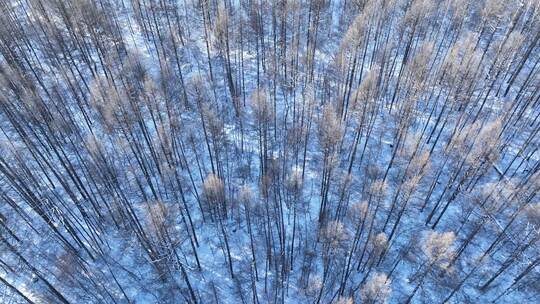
xmin=0 ymin=0 xmax=539 ymax=303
